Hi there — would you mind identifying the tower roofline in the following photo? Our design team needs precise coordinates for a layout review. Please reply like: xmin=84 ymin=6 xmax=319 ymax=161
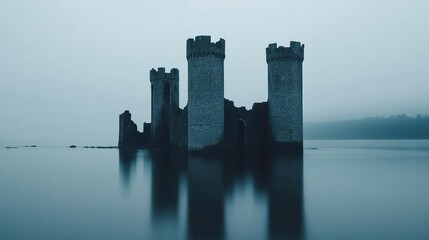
xmin=266 ymin=41 xmax=304 ymax=63
xmin=150 ymin=67 xmax=179 ymax=82
xmin=186 ymin=35 xmax=225 ymax=60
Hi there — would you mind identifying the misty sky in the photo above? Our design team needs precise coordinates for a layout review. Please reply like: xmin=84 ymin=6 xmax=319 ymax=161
xmin=0 ymin=0 xmax=428 ymax=145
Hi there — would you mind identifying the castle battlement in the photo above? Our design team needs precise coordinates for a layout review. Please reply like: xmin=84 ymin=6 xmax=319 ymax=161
xmin=186 ymin=36 xmax=225 ymax=60
xmin=266 ymin=41 xmax=304 ymax=63
xmin=150 ymin=67 xmax=179 ymax=82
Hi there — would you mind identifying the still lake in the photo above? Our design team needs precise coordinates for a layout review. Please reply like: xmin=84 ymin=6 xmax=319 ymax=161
xmin=1 ymin=140 xmax=429 ymax=240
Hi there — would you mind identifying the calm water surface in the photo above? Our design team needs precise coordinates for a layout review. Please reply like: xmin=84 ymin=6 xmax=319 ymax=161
xmin=1 ymin=140 xmax=429 ymax=239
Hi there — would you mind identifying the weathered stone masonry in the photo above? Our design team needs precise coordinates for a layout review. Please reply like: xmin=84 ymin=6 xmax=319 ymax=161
xmin=187 ymin=36 xmax=225 ymax=151
xmin=118 ymin=36 xmax=304 ymax=154
xmin=267 ymin=42 xmax=304 ymax=151
xmin=150 ymin=68 xmax=179 ymax=148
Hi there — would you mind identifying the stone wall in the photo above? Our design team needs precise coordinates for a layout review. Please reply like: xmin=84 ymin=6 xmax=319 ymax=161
xmin=169 ymin=106 xmax=188 ymax=149
xmin=187 ymin=36 xmax=225 ymax=151
xmin=118 ymin=110 xmax=148 ymax=148
xmin=224 ymin=99 xmax=269 ymax=155
xmin=142 ymin=122 xmax=151 ymax=146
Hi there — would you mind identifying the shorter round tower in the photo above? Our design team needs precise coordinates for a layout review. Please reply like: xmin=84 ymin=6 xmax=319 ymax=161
xmin=267 ymin=41 xmax=304 ymax=152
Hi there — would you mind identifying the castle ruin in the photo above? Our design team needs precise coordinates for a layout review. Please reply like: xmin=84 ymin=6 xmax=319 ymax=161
xmin=118 ymin=35 xmax=304 ymax=154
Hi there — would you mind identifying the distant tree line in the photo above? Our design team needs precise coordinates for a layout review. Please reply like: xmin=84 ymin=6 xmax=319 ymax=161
xmin=304 ymin=114 xmax=429 ymax=139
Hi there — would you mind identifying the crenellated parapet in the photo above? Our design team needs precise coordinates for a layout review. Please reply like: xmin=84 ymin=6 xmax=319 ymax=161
xmin=150 ymin=67 xmax=179 ymax=83
xmin=186 ymin=36 xmax=225 ymax=60
xmin=266 ymin=41 xmax=304 ymax=63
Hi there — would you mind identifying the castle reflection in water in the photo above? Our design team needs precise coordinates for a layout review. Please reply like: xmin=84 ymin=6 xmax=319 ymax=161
xmin=119 ymin=150 xmax=303 ymax=240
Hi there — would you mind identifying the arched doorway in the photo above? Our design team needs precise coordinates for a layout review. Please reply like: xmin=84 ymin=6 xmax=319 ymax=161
xmin=236 ymin=119 xmax=246 ymax=153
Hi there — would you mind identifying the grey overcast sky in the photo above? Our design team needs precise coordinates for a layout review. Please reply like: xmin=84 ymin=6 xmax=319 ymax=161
xmin=0 ymin=0 xmax=428 ymax=145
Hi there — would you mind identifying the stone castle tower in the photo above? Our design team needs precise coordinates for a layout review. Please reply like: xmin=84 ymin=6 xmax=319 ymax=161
xmin=266 ymin=42 xmax=304 ymax=150
xmin=150 ymin=67 xmax=179 ymax=148
xmin=186 ymin=36 xmax=225 ymax=151
xmin=119 ymin=36 xmax=304 ymax=155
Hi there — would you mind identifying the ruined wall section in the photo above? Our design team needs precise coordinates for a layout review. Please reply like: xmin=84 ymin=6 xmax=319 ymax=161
xmin=224 ymin=99 xmax=247 ymax=150
xmin=169 ymin=106 xmax=188 ymax=149
xmin=187 ymin=36 xmax=225 ymax=151
xmin=119 ymin=110 xmax=136 ymax=148
xmin=142 ymin=122 xmax=151 ymax=147
xmin=267 ymin=42 xmax=304 ymax=149
xmin=118 ymin=110 xmax=148 ymax=148
xmin=248 ymin=101 xmax=269 ymax=153
xmin=224 ymin=99 xmax=269 ymax=154
xmin=150 ymin=67 xmax=179 ymax=148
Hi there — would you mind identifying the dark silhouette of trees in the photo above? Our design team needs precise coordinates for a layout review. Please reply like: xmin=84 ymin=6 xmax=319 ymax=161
xmin=304 ymin=114 xmax=429 ymax=139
